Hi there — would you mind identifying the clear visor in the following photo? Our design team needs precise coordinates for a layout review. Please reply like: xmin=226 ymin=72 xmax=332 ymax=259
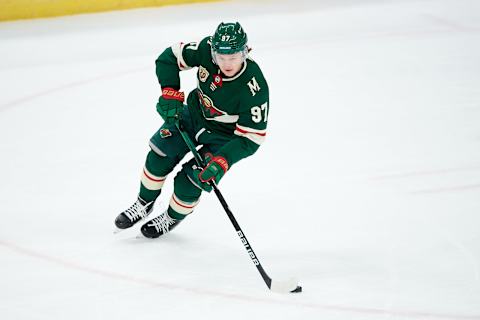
xmin=212 ymin=47 xmax=248 ymax=65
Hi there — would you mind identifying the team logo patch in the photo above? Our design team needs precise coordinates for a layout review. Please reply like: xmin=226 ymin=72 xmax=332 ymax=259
xmin=213 ymin=74 xmax=223 ymax=87
xmin=160 ymin=128 xmax=172 ymax=138
xmin=209 ymin=74 xmax=223 ymax=91
xmin=197 ymin=91 xmax=225 ymax=118
xmin=199 ymin=66 xmax=209 ymax=83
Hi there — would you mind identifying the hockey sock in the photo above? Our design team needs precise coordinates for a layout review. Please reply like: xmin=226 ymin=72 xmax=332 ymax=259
xmin=139 ymin=150 xmax=173 ymax=202
xmin=167 ymin=169 xmax=202 ymax=219
xmin=168 ymin=193 xmax=200 ymax=220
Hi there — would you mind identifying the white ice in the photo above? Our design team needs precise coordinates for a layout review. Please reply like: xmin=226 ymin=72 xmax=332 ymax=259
xmin=1 ymin=0 xmax=480 ymax=319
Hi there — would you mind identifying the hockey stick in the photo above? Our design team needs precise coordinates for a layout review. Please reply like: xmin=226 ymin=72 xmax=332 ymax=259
xmin=175 ymin=121 xmax=302 ymax=293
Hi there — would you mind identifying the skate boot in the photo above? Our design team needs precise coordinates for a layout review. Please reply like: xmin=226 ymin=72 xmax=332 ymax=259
xmin=115 ymin=196 xmax=154 ymax=230
xmin=140 ymin=210 xmax=183 ymax=238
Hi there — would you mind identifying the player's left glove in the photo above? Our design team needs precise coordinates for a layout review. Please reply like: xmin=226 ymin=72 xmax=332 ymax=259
xmin=194 ymin=154 xmax=229 ymax=192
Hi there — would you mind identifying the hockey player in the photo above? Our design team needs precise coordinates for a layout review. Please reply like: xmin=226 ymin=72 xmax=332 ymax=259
xmin=114 ymin=22 xmax=269 ymax=238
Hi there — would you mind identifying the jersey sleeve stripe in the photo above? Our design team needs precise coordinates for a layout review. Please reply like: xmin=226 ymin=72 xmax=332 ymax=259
xmin=235 ymin=124 xmax=267 ymax=136
xmin=171 ymin=42 xmax=192 ymax=71
xmin=234 ymin=125 xmax=267 ymax=145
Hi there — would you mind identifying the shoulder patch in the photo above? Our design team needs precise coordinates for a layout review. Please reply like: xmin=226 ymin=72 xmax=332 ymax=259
xmin=247 ymin=77 xmax=261 ymax=96
xmin=199 ymin=65 xmax=209 ymax=82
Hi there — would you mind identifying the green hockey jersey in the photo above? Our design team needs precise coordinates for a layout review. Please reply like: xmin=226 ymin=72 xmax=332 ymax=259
xmin=155 ymin=36 xmax=269 ymax=166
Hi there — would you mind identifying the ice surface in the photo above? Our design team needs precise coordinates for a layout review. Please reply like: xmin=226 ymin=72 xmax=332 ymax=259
xmin=1 ymin=0 xmax=480 ymax=319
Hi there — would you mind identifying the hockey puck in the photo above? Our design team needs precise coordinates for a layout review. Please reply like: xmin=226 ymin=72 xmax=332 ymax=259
xmin=290 ymin=285 xmax=302 ymax=293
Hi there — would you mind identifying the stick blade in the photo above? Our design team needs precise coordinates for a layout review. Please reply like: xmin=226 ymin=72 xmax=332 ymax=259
xmin=270 ymin=278 xmax=302 ymax=294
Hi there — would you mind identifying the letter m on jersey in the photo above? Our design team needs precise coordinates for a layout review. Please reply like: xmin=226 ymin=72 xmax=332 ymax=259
xmin=247 ymin=77 xmax=261 ymax=96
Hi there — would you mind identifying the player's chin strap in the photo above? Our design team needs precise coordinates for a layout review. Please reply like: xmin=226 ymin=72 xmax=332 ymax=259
xmin=175 ymin=119 xmax=302 ymax=293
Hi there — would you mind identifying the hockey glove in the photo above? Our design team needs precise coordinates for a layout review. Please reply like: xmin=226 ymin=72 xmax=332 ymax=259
xmin=193 ymin=154 xmax=229 ymax=192
xmin=156 ymin=87 xmax=184 ymax=124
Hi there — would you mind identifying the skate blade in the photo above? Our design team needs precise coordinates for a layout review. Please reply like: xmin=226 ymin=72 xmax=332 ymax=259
xmin=113 ymin=226 xmax=130 ymax=234
xmin=113 ymin=228 xmax=148 ymax=241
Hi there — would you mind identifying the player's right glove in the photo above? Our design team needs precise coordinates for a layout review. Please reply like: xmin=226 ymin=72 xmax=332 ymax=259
xmin=156 ymin=87 xmax=185 ymax=124
xmin=189 ymin=153 xmax=229 ymax=192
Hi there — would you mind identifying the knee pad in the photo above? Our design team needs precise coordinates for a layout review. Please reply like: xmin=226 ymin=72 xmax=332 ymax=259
xmin=141 ymin=150 xmax=178 ymax=192
xmin=173 ymin=167 xmax=202 ymax=203
xmin=145 ymin=150 xmax=177 ymax=177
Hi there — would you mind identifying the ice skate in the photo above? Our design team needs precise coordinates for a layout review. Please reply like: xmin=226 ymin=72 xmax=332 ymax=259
xmin=114 ymin=196 xmax=154 ymax=233
xmin=140 ymin=210 xmax=183 ymax=238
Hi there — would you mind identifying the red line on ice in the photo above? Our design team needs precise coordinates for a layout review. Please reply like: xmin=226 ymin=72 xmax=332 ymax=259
xmin=1 ymin=239 xmax=479 ymax=320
